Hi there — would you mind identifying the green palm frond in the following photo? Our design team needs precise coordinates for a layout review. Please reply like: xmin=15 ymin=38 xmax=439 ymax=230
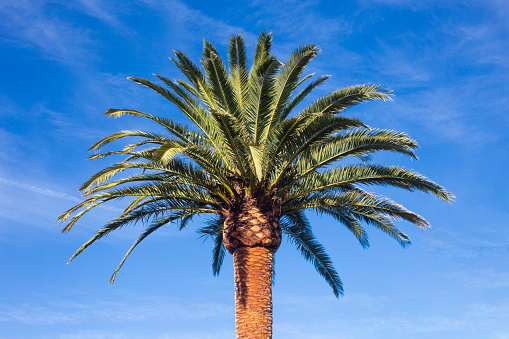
xmin=109 ymin=216 xmax=172 ymax=283
xmin=281 ymin=211 xmax=343 ymax=297
xmin=198 ymin=216 xmax=226 ymax=276
xmin=126 ymin=78 xmax=228 ymax=158
xmin=128 ymin=77 xmax=201 ymax=120
xmin=266 ymin=115 xmax=368 ymax=186
xmin=210 ymin=110 xmax=250 ymax=177
xmin=84 ymin=156 xmax=218 ymax=189
xmin=274 ymin=129 xmax=423 ymax=192
xmin=67 ymin=200 xmax=211 ymax=263
xmin=175 ymin=79 xmax=201 ymax=99
xmin=317 ymin=208 xmax=370 ymax=248
xmin=152 ymin=75 xmax=219 ymax=140
xmin=279 ymin=74 xmax=330 ymax=121
xmin=249 ymin=32 xmax=273 ymax=82
xmin=284 ymin=189 xmax=431 ymax=247
xmin=245 ymin=56 xmax=281 ymax=145
xmin=264 ymin=44 xmax=320 ymax=139
xmin=301 ymin=83 xmax=392 ymax=116
xmin=170 ymin=50 xmax=218 ymax=111
xmin=285 ymin=190 xmax=428 ymax=224
xmin=152 ymin=141 xmax=187 ymax=165
xmin=110 ymin=208 xmax=203 ymax=283
xmin=228 ymin=34 xmax=249 ymax=115
xmin=202 ymin=40 xmax=240 ymax=118
xmin=282 ymin=162 xmax=452 ymax=204
xmin=78 ymin=161 xmax=168 ymax=192
xmin=59 ymin=198 xmax=111 ymax=233
xmin=180 ymin=146 xmax=236 ymax=197
xmin=89 ymin=129 xmax=168 ymax=151
xmin=249 ymin=144 xmax=264 ymax=182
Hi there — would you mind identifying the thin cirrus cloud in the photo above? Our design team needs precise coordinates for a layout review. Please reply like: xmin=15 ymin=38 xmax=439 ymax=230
xmin=273 ymin=314 xmax=467 ymax=338
xmin=448 ymin=269 xmax=509 ymax=289
xmin=0 ymin=177 xmax=83 ymax=204
xmin=58 ymin=331 xmax=124 ymax=339
xmin=422 ymin=231 xmax=508 ymax=259
xmin=58 ymin=330 xmax=235 ymax=339
xmin=136 ymin=0 xmax=257 ymax=46
xmin=0 ymin=177 xmax=121 ymax=213
xmin=0 ymin=0 xmax=133 ymax=66
xmin=0 ymin=1 xmax=96 ymax=65
xmin=72 ymin=0 xmax=130 ymax=34
xmin=0 ymin=294 xmax=231 ymax=325
xmin=275 ymin=306 xmax=508 ymax=337
xmin=250 ymin=0 xmax=352 ymax=42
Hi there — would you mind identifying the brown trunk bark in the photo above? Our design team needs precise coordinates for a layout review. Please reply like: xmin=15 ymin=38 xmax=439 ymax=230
xmin=234 ymin=246 xmax=273 ymax=339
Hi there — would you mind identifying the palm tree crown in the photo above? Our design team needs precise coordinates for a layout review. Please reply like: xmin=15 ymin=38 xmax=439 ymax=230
xmin=59 ymin=32 xmax=453 ymax=302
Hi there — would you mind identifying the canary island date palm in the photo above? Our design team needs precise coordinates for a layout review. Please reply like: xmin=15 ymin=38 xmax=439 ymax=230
xmin=59 ymin=32 xmax=453 ymax=339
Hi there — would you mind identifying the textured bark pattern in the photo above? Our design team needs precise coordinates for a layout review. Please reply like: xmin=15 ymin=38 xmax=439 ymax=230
xmin=234 ymin=246 xmax=273 ymax=339
xmin=223 ymin=198 xmax=281 ymax=254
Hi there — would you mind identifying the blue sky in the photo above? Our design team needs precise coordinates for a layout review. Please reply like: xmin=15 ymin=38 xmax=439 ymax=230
xmin=1 ymin=0 xmax=508 ymax=338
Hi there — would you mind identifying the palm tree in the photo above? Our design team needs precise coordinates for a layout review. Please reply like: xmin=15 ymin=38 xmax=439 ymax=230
xmin=59 ymin=32 xmax=453 ymax=339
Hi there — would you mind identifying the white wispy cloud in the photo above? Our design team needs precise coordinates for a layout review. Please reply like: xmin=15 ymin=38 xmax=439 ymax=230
xmin=251 ymin=0 xmax=352 ymax=43
xmin=369 ymin=39 xmax=432 ymax=85
xmin=73 ymin=0 xmax=129 ymax=33
xmin=0 ymin=176 xmax=116 ymax=234
xmin=0 ymin=174 xmax=195 ymax=245
xmin=58 ymin=329 xmax=235 ymax=339
xmin=338 ymin=2 xmax=509 ymax=146
xmin=421 ymin=226 xmax=509 ymax=259
xmin=273 ymin=311 xmax=471 ymax=338
xmin=137 ymin=0 xmax=256 ymax=46
xmin=422 ymin=237 xmax=483 ymax=258
xmin=0 ymin=177 xmax=121 ymax=213
xmin=0 ymin=177 xmax=82 ymax=204
xmin=0 ymin=293 xmax=232 ymax=325
xmin=445 ymin=269 xmax=509 ymax=290
xmin=59 ymin=331 xmax=124 ymax=339
xmin=0 ymin=1 xmax=96 ymax=65
xmin=467 ymin=302 xmax=509 ymax=318
xmin=275 ymin=292 xmax=389 ymax=314
xmin=355 ymin=315 xmax=468 ymax=334
xmin=275 ymin=298 xmax=509 ymax=337
xmin=0 ymin=0 xmax=135 ymax=66
xmin=357 ymin=0 xmax=442 ymax=10
xmin=382 ymin=84 xmax=502 ymax=146
xmin=0 ymin=107 xmax=18 ymax=161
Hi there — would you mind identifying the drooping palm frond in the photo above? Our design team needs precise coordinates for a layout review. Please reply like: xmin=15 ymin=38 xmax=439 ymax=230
xmin=280 ymin=211 xmax=343 ymax=297
xmin=68 ymin=200 xmax=213 ymax=263
xmin=109 ymin=208 xmax=204 ymax=283
xmin=283 ymin=189 xmax=432 ymax=247
xmin=197 ymin=216 xmax=226 ymax=276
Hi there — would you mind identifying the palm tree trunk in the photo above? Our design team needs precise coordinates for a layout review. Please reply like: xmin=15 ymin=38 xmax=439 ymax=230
xmin=234 ymin=246 xmax=273 ymax=339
